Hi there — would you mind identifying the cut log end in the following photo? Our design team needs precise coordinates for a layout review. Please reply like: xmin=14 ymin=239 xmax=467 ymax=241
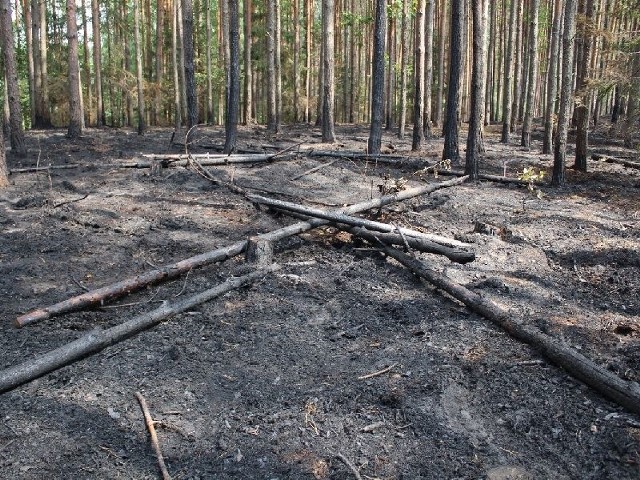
xmin=245 ymin=237 xmax=274 ymax=267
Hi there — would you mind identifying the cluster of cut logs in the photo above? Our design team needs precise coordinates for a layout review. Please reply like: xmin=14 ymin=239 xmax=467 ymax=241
xmin=2 ymin=168 xmax=639 ymax=418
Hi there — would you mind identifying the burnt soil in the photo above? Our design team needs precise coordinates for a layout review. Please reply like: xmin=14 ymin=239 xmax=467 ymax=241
xmin=0 ymin=124 xmax=639 ymax=479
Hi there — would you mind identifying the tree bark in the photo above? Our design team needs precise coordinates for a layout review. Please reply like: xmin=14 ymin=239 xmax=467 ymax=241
xmin=442 ymin=0 xmax=463 ymax=163
xmin=321 ymin=0 xmax=336 ymax=142
xmin=266 ymin=0 xmax=278 ymax=132
xmin=435 ymin=0 xmax=447 ymax=129
xmin=0 ymin=0 xmax=26 ymax=155
xmin=172 ymin=0 xmax=181 ymax=130
xmin=34 ymin=0 xmax=51 ymax=128
xmin=0 ymin=118 xmax=7 ymax=187
xmin=243 ymin=0 xmax=253 ymax=124
xmin=134 ymin=0 xmax=145 ymax=135
xmin=521 ymin=0 xmax=541 ymax=148
xmin=66 ymin=0 xmax=83 ymax=138
xmin=182 ymin=0 xmax=198 ymax=134
xmin=412 ymin=0 xmax=426 ymax=151
xmin=224 ymin=0 xmax=240 ymax=153
xmin=465 ymin=0 xmax=486 ymax=180
xmin=574 ymin=0 xmax=595 ymax=170
xmin=398 ymin=0 xmax=409 ymax=138
xmin=543 ymin=0 xmax=562 ymax=154
xmin=368 ymin=0 xmax=387 ymax=154
xmin=552 ymin=0 xmax=578 ymax=186
xmin=500 ymin=0 xmax=517 ymax=143
xmin=424 ymin=0 xmax=435 ymax=138
xmin=22 ymin=0 xmax=36 ymax=128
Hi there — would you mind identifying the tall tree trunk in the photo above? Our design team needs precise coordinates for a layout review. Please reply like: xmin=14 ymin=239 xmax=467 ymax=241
xmin=66 ymin=0 xmax=83 ymax=137
xmin=423 ymin=0 xmax=434 ymax=138
xmin=224 ymin=0 xmax=239 ymax=153
xmin=266 ymin=0 xmax=278 ymax=131
xmin=81 ymin=0 xmax=91 ymax=126
xmin=368 ymin=0 xmax=386 ymax=154
xmin=321 ymin=0 xmax=336 ymax=142
xmin=34 ymin=0 xmax=51 ymax=128
xmin=182 ymin=0 xmax=197 ymax=133
xmin=412 ymin=0 xmax=426 ymax=151
xmin=511 ymin=0 xmax=524 ymax=128
xmin=0 ymin=0 xmax=26 ymax=155
xmin=172 ymin=0 xmax=181 ymax=129
xmin=521 ymin=0 xmax=541 ymax=147
xmin=435 ymin=0 xmax=447 ymax=128
xmin=465 ymin=0 xmax=486 ymax=180
xmin=552 ymin=0 xmax=578 ymax=186
xmin=397 ymin=0 xmax=409 ymax=138
xmin=304 ymin=0 xmax=312 ymax=123
xmin=274 ymin=0 xmax=282 ymax=126
xmin=22 ymin=0 xmax=35 ymax=128
xmin=574 ymin=0 xmax=595 ymax=171
xmin=205 ymin=0 xmax=213 ymax=123
xmin=91 ymin=0 xmax=104 ymax=126
xmin=543 ymin=0 xmax=562 ymax=154
xmin=134 ymin=0 xmax=145 ymax=135
xmin=155 ymin=0 xmax=165 ymax=125
xmin=500 ymin=0 xmax=517 ymax=143
xmin=442 ymin=0 xmax=462 ymax=163
xmin=293 ymin=0 xmax=300 ymax=122
xmin=623 ymin=53 xmax=640 ymax=149
xmin=0 ymin=116 xmax=7 ymax=186
xmin=243 ymin=0 xmax=253 ymax=124
xmin=385 ymin=12 xmax=395 ymax=130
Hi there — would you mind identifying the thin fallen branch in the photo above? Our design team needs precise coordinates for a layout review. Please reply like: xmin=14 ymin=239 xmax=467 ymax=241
xmin=249 ymin=193 xmax=471 ymax=249
xmin=53 ymin=193 xmax=90 ymax=208
xmin=592 ymin=153 xmax=640 ymax=170
xmin=382 ymin=246 xmax=640 ymax=415
xmin=135 ymin=392 xmax=172 ymax=480
xmin=435 ymin=169 xmax=546 ymax=185
xmin=308 ymin=149 xmax=424 ymax=166
xmin=9 ymin=164 xmax=80 ymax=174
xmin=291 ymin=160 xmax=337 ymax=180
xmin=1 ymin=267 xmax=276 ymax=394
xmin=358 ymin=363 xmax=397 ymax=380
xmin=16 ymin=176 xmax=468 ymax=327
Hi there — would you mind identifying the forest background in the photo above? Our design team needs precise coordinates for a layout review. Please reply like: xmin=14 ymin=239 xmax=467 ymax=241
xmin=0 ymin=0 xmax=638 ymax=186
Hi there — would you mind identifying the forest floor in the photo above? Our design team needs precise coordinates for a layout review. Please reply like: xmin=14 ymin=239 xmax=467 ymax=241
xmin=0 ymin=122 xmax=639 ymax=480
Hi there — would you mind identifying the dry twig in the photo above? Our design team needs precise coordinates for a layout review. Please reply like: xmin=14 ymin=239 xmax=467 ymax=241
xmin=135 ymin=392 xmax=172 ymax=480
xmin=358 ymin=363 xmax=397 ymax=380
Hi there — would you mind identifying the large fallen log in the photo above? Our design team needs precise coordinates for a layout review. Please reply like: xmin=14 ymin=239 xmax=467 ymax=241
xmin=1 ymin=267 xmax=276 ymax=395
xmin=248 ymin=193 xmax=471 ymax=249
xmin=382 ymin=246 xmax=640 ymax=415
xmin=15 ymin=176 xmax=469 ymax=327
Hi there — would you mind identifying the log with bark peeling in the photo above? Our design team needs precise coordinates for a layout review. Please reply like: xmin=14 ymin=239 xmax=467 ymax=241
xmin=15 ymin=176 xmax=468 ymax=327
xmin=248 ymin=193 xmax=471 ymax=249
xmin=382 ymin=246 xmax=640 ymax=415
xmin=1 ymin=267 xmax=276 ymax=394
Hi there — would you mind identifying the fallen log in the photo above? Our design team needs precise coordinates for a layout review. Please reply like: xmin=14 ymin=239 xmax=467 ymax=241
xmin=1 ymin=267 xmax=276 ymax=394
xmin=592 ymin=153 xmax=640 ymax=170
xmin=267 ymin=207 xmax=475 ymax=264
xmin=120 ymin=153 xmax=286 ymax=169
xmin=291 ymin=160 xmax=337 ymax=180
xmin=345 ymin=226 xmax=475 ymax=264
xmin=15 ymin=175 xmax=467 ymax=327
xmin=248 ymin=193 xmax=471 ymax=249
xmin=308 ymin=149 xmax=427 ymax=167
xmin=382 ymin=246 xmax=640 ymax=415
xmin=9 ymin=164 xmax=80 ymax=174
xmin=436 ymin=169 xmax=547 ymax=186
